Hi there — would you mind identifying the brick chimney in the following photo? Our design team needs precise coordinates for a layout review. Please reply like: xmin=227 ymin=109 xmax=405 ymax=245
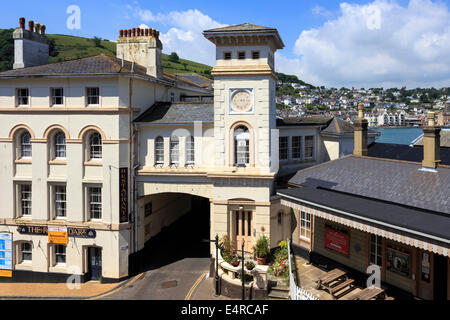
xmin=421 ymin=112 xmax=441 ymax=170
xmin=116 ymin=27 xmax=163 ymax=79
xmin=13 ymin=17 xmax=49 ymax=69
xmin=353 ymin=103 xmax=368 ymax=156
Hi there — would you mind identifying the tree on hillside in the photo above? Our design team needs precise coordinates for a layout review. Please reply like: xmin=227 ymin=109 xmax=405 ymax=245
xmin=0 ymin=29 xmax=14 ymax=72
xmin=169 ymin=52 xmax=180 ymax=63
xmin=92 ymin=36 xmax=102 ymax=48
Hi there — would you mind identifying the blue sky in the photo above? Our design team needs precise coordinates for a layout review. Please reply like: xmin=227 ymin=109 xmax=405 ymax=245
xmin=2 ymin=0 xmax=450 ymax=88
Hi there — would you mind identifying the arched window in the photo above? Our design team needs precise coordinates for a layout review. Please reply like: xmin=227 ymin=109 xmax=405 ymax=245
xmin=186 ymin=136 xmax=195 ymax=166
xmin=54 ymin=131 xmax=66 ymax=159
xmin=170 ymin=136 xmax=179 ymax=166
xmin=155 ymin=136 xmax=164 ymax=165
xmin=234 ymin=126 xmax=249 ymax=166
xmin=20 ymin=132 xmax=32 ymax=159
xmin=89 ymin=132 xmax=102 ymax=161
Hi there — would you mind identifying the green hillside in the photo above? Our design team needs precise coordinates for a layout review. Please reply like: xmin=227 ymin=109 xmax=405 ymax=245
xmin=0 ymin=30 xmax=213 ymax=78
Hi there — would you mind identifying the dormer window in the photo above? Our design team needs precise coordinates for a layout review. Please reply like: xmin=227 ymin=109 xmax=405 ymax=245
xmin=238 ymin=51 xmax=246 ymax=60
xmin=224 ymin=52 xmax=232 ymax=60
xmin=252 ymin=51 xmax=260 ymax=59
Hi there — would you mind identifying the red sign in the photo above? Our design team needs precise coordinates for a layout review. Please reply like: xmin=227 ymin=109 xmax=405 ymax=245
xmin=325 ymin=226 xmax=349 ymax=255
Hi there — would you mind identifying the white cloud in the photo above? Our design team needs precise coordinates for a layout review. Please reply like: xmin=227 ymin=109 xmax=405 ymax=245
xmin=279 ymin=0 xmax=450 ymax=88
xmin=128 ymin=6 xmax=226 ymax=66
xmin=312 ymin=5 xmax=333 ymax=17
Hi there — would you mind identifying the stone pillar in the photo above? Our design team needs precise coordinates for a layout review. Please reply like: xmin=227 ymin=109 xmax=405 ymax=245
xmin=353 ymin=103 xmax=368 ymax=156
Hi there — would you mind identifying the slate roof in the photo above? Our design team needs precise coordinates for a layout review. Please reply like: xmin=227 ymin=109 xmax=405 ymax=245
xmin=277 ymin=116 xmax=333 ymax=127
xmin=288 ymin=156 xmax=450 ymax=215
xmin=0 ymin=54 xmax=150 ymax=78
xmin=413 ymin=130 xmax=450 ymax=148
xmin=134 ymin=101 xmax=214 ymax=124
xmin=175 ymin=73 xmax=212 ymax=88
xmin=368 ymin=142 xmax=450 ymax=165
xmin=277 ymin=187 xmax=450 ymax=241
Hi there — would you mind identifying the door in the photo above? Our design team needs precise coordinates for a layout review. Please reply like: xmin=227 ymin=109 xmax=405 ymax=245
xmin=433 ymin=254 xmax=448 ymax=300
xmin=235 ymin=211 xmax=253 ymax=253
xmin=89 ymin=247 xmax=102 ymax=281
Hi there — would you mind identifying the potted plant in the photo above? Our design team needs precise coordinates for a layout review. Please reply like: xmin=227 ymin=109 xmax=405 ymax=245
xmin=245 ymin=261 xmax=255 ymax=271
xmin=230 ymin=255 xmax=240 ymax=267
xmin=253 ymin=235 xmax=270 ymax=265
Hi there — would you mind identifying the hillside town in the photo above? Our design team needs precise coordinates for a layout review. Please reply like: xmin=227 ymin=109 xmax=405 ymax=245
xmin=276 ymin=81 xmax=450 ymax=128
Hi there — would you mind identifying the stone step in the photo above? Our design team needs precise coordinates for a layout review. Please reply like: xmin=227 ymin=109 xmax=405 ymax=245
xmin=268 ymin=290 xmax=290 ymax=300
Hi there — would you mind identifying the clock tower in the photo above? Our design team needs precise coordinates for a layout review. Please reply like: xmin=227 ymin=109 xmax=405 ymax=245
xmin=204 ymin=23 xmax=285 ymax=174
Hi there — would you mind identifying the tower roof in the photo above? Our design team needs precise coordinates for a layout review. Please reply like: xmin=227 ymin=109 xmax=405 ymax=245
xmin=203 ymin=23 xmax=284 ymax=49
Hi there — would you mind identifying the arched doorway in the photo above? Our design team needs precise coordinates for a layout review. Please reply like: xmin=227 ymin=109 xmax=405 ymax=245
xmin=134 ymin=192 xmax=211 ymax=272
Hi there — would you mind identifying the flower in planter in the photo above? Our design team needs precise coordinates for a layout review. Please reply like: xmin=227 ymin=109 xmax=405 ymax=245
xmin=230 ymin=256 xmax=240 ymax=267
xmin=245 ymin=261 xmax=255 ymax=270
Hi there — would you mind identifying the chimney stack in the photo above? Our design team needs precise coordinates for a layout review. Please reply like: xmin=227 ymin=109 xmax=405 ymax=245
xmin=421 ymin=112 xmax=441 ymax=170
xmin=13 ymin=17 xmax=49 ymax=69
xmin=353 ymin=103 xmax=368 ymax=156
xmin=116 ymin=26 xmax=163 ymax=79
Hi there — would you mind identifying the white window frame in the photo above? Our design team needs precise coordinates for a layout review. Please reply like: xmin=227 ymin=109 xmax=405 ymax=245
xmin=54 ymin=245 xmax=66 ymax=266
xmin=50 ymin=87 xmax=64 ymax=107
xmin=16 ymin=88 xmax=29 ymax=107
xmin=87 ymin=186 xmax=102 ymax=221
xmin=185 ymin=136 xmax=195 ymax=166
xmin=20 ymin=132 xmax=32 ymax=159
xmin=86 ymin=87 xmax=100 ymax=106
xmin=88 ymin=132 xmax=102 ymax=161
xmin=52 ymin=185 xmax=67 ymax=220
xmin=369 ymin=234 xmax=383 ymax=267
xmin=305 ymin=136 xmax=315 ymax=160
xmin=300 ymin=211 xmax=311 ymax=240
xmin=234 ymin=126 xmax=250 ymax=166
xmin=18 ymin=183 xmax=32 ymax=218
xmin=155 ymin=137 xmax=164 ymax=166
xmin=292 ymin=136 xmax=302 ymax=160
xmin=170 ymin=136 xmax=180 ymax=166
xmin=279 ymin=136 xmax=289 ymax=161
xmin=20 ymin=242 xmax=32 ymax=264
xmin=53 ymin=131 xmax=66 ymax=160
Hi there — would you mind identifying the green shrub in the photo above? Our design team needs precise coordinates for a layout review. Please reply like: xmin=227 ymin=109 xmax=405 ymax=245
xmin=253 ymin=235 xmax=270 ymax=258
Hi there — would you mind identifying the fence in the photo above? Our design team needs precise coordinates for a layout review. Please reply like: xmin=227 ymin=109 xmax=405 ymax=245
xmin=287 ymin=239 xmax=319 ymax=301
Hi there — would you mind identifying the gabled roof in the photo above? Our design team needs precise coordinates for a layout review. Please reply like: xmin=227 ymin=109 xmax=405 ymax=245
xmin=164 ymin=72 xmax=212 ymax=89
xmin=288 ymin=155 xmax=450 ymax=215
xmin=0 ymin=54 xmax=151 ymax=78
xmin=134 ymin=101 xmax=214 ymax=124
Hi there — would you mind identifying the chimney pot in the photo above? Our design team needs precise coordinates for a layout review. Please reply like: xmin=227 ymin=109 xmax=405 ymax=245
xmin=427 ymin=112 xmax=436 ymax=127
xmin=120 ymin=30 xmax=124 ymax=38
xmin=35 ymin=23 xmax=41 ymax=34
xmin=128 ymin=29 xmax=132 ymax=37
xmin=151 ymin=29 xmax=155 ymax=38
xmin=19 ymin=17 xmax=25 ymax=29
xmin=123 ymin=30 xmax=128 ymax=37
xmin=145 ymin=29 xmax=149 ymax=36
xmin=132 ymin=28 xmax=136 ymax=37
xmin=137 ymin=28 xmax=141 ymax=37
xmin=28 ymin=20 xmax=34 ymax=32
xmin=41 ymin=25 xmax=46 ymax=35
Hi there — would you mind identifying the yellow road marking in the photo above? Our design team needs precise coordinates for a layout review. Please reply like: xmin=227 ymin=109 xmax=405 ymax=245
xmin=88 ymin=273 xmax=144 ymax=300
xmin=185 ymin=273 xmax=207 ymax=300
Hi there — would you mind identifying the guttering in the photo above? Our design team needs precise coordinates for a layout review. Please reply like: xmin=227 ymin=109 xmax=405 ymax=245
xmin=277 ymin=192 xmax=450 ymax=245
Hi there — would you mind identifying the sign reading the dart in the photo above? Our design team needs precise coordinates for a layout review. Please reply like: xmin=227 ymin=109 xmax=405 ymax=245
xmin=119 ymin=167 xmax=129 ymax=223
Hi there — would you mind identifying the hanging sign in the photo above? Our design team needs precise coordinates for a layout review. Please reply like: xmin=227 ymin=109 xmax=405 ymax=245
xmin=0 ymin=233 xmax=13 ymax=278
xmin=48 ymin=226 xmax=68 ymax=244
xmin=119 ymin=168 xmax=129 ymax=223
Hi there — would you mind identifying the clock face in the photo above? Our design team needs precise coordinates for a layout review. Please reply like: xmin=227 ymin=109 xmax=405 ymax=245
xmin=231 ymin=90 xmax=253 ymax=113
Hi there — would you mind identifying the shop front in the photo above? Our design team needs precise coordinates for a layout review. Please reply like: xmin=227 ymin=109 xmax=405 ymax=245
xmin=279 ymin=194 xmax=450 ymax=300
